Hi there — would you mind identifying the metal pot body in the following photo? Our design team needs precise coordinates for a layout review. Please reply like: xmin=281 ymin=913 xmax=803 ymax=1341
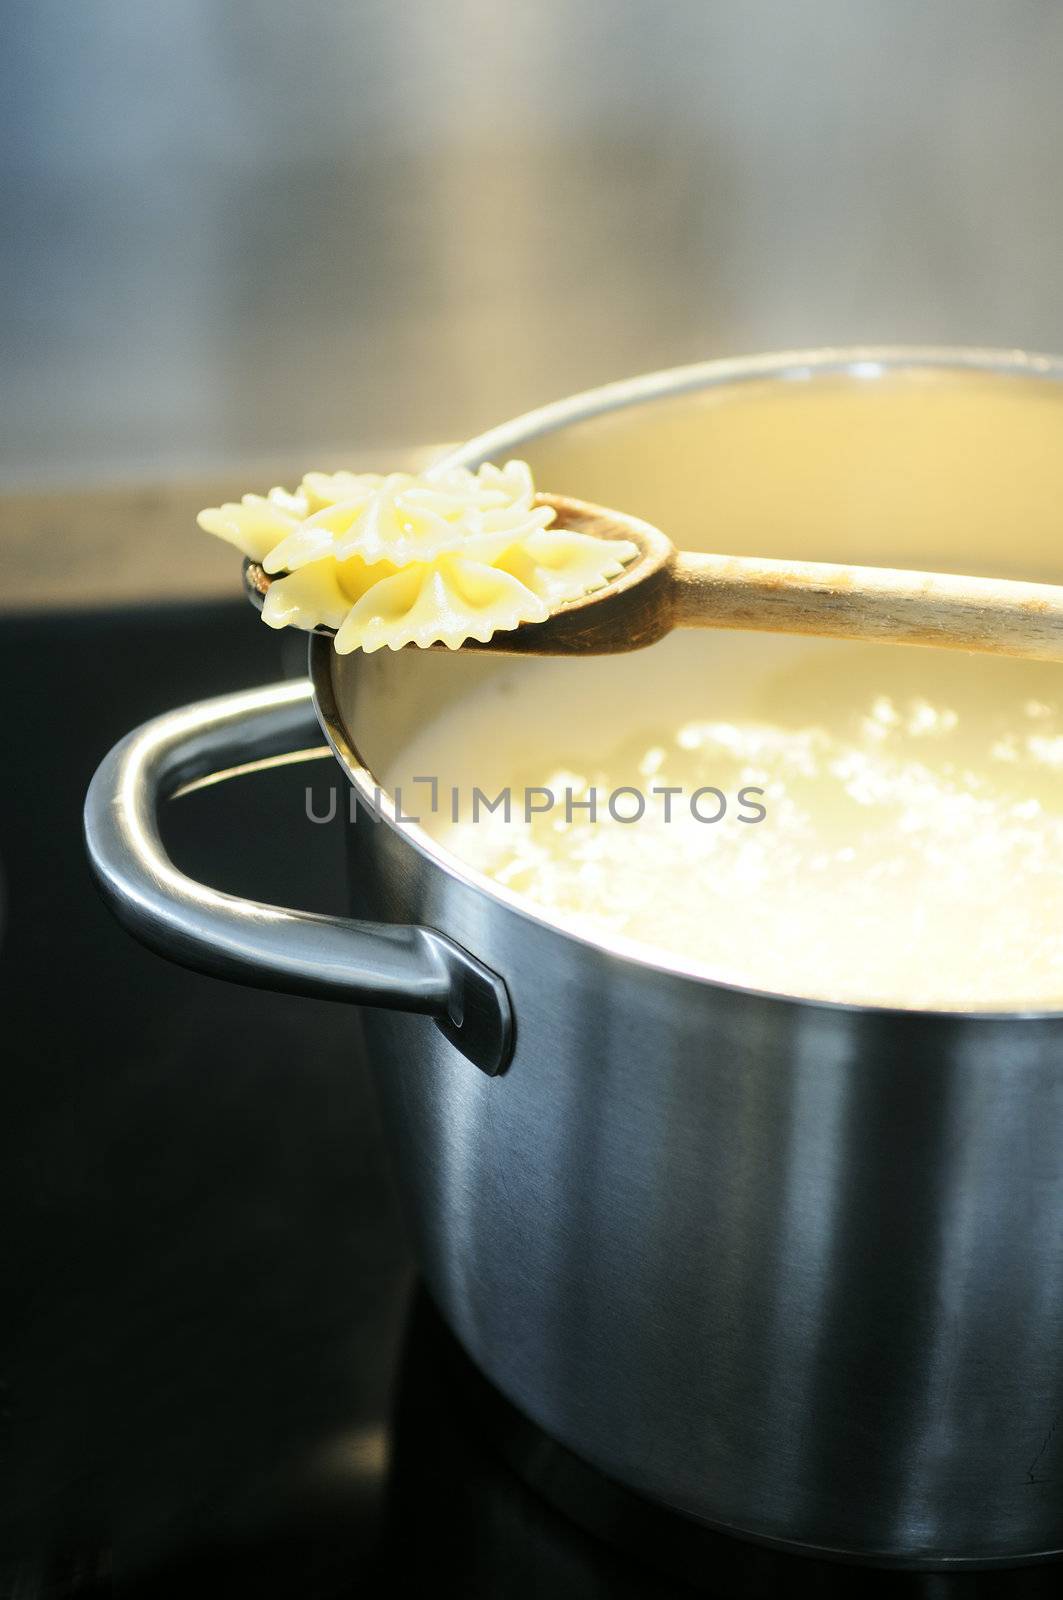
xmin=86 ymin=349 xmax=1063 ymax=1567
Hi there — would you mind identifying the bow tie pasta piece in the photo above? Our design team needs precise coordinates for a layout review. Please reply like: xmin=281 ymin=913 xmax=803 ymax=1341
xmin=495 ymin=528 xmax=639 ymax=607
xmin=196 ymin=485 xmax=310 ymax=563
xmin=259 ymin=555 xmax=390 ymax=634
xmin=334 ymin=555 xmax=551 ymax=653
xmin=390 ymin=459 xmax=535 ymax=518
xmin=299 ymin=470 xmax=388 ymax=514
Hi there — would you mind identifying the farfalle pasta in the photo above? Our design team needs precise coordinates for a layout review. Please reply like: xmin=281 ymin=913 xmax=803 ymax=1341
xmin=197 ymin=460 xmax=637 ymax=652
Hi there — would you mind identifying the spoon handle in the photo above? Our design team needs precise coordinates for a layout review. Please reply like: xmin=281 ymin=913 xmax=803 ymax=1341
xmin=670 ymin=551 xmax=1063 ymax=661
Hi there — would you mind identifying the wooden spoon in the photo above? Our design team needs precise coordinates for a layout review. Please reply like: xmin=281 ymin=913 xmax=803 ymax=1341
xmin=244 ymin=491 xmax=1063 ymax=661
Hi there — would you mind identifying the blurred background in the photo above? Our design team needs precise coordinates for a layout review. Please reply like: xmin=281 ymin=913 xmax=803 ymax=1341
xmin=4 ymin=0 xmax=1063 ymax=494
xmin=4 ymin=4 xmax=1063 ymax=1591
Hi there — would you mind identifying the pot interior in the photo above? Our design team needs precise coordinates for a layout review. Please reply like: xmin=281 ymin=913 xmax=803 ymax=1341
xmin=326 ymin=356 xmax=1063 ymax=1008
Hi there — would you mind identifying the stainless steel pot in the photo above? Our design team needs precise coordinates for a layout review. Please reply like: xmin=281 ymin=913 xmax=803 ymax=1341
xmin=85 ymin=349 xmax=1063 ymax=1569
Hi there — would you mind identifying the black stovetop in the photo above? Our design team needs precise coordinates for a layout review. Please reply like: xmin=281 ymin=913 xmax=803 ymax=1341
xmin=3 ymin=602 xmax=1061 ymax=1598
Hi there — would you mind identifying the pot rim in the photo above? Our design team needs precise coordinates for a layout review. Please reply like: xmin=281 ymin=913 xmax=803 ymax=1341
xmin=315 ymin=344 xmax=1063 ymax=1023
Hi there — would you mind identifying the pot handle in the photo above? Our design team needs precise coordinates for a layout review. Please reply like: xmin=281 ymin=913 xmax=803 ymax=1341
xmin=83 ymin=679 xmax=513 ymax=1076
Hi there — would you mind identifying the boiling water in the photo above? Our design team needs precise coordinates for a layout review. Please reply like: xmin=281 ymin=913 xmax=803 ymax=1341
xmin=394 ymin=643 xmax=1063 ymax=1008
